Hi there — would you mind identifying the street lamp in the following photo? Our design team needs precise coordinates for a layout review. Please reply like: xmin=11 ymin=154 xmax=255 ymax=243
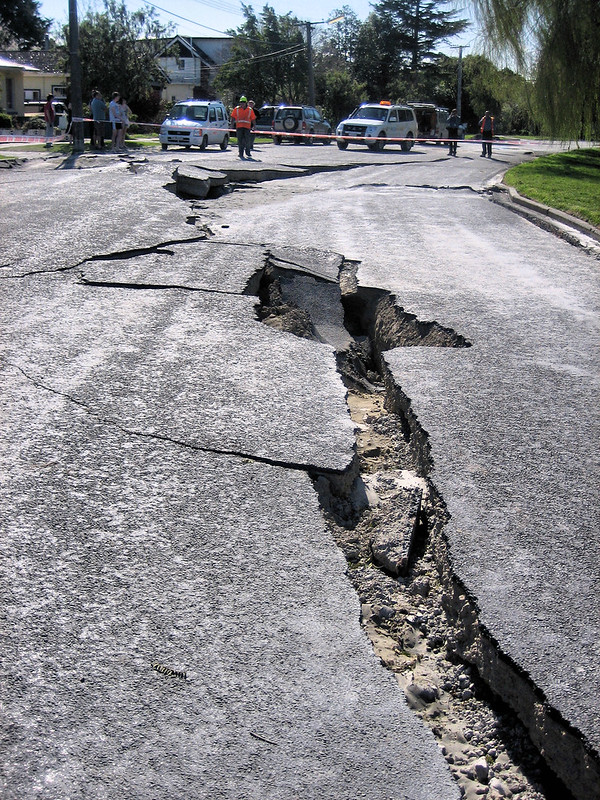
xmin=303 ymin=15 xmax=344 ymax=106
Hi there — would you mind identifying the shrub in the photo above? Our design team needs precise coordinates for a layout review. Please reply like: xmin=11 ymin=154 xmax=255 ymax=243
xmin=23 ymin=116 xmax=46 ymax=132
xmin=125 ymin=113 xmax=142 ymax=134
xmin=0 ymin=111 xmax=13 ymax=129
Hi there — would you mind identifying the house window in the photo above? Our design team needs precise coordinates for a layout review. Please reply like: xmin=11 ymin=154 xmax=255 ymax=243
xmin=52 ymin=85 xmax=66 ymax=98
xmin=177 ymin=59 xmax=185 ymax=70
xmin=24 ymin=89 xmax=41 ymax=101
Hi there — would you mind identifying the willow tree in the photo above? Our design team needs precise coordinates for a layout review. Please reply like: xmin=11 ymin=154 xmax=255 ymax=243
xmin=472 ymin=0 xmax=600 ymax=139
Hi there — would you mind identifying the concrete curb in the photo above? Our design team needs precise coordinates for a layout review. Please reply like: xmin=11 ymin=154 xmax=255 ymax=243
xmin=497 ymin=182 xmax=600 ymax=244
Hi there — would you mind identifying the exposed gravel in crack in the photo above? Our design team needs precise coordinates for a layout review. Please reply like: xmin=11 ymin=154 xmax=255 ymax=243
xmin=316 ymin=386 xmax=574 ymax=800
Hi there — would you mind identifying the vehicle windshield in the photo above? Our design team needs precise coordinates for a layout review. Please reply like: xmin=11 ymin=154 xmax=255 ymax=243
xmin=169 ymin=104 xmax=208 ymax=121
xmin=354 ymin=106 xmax=388 ymax=121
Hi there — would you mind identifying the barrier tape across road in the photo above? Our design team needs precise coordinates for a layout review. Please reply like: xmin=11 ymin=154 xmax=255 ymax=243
xmin=0 ymin=117 xmax=522 ymax=148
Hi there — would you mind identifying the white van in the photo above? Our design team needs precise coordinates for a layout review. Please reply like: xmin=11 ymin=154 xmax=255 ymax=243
xmin=335 ymin=102 xmax=417 ymax=151
xmin=407 ymin=103 xmax=449 ymax=142
xmin=159 ymin=100 xmax=229 ymax=151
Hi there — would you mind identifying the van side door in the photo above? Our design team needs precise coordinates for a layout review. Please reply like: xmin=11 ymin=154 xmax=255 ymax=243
xmin=208 ymin=106 xmax=217 ymax=142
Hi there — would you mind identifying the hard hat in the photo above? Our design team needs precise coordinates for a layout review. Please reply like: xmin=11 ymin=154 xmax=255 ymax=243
xmin=240 ymin=96 xmax=248 ymax=102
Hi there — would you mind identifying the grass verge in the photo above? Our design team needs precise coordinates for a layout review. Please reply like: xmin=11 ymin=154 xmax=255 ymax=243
xmin=503 ymin=147 xmax=600 ymax=228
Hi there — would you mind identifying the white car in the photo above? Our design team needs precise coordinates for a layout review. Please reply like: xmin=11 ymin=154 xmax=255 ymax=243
xmin=159 ymin=100 xmax=229 ymax=151
xmin=336 ymin=103 xmax=417 ymax=151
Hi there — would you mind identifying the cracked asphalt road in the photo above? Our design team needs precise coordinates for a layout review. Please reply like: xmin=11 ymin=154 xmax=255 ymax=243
xmin=1 ymin=139 xmax=598 ymax=799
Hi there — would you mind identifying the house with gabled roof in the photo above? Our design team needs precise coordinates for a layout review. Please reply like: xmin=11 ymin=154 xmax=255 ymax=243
xmin=0 ymin=50 xmax=69 ymax=115
xmin=0 ymin=55 xmax=39 ymax=116
xmin=153 ymin=35 xmax=232 ymax=103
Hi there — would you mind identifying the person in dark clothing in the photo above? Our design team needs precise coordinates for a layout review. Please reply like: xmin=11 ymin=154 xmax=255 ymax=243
xmin=446 ymin=109 xmax=460 ymax=156
xmin=90 ymin=90 xmax=107 ymax=150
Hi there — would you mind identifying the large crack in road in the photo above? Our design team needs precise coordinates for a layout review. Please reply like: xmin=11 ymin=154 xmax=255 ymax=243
xmin=3 ymin=151 xmax=596 ymax=797
xmin=30 ymin=234 xmax=593 ymax=800
xmin=255 ymin=252 xmax=593 ymax=800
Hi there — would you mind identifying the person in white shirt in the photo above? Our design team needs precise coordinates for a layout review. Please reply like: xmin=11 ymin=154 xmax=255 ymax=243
xmin=108 ymin=92 xmax=123 ymax=152
xmin=118 ymin=97 xmax=132 ymax=150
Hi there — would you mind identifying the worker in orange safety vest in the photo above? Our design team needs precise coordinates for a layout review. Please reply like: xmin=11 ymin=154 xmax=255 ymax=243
xmin=479 ymin=110 xmax=494 ymax=158
xmin=230 ymin=96 xmax=256 ymax=160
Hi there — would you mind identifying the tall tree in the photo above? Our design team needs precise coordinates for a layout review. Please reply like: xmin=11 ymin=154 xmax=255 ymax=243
xmin=215 ymin=4 xmax=307 ymax=106
xmin=63 ymin=1 xmax=173 ymax=115
xmin=315 ymin=68 xmax=366 ymax=123
xmin=352 ymin=12 xmax=405 ymax=99
xmin=320 ymin=6 xmax=362 ymax=67
xmin=376 ymin=0 xmax=468 ymax=73
xmin=0 ymin=0 xmax=50 ymax=49
xmin=471 ymin=0 xmax=600 ymax=138
xmin=352 ymin=1 xmax=468 ymax=98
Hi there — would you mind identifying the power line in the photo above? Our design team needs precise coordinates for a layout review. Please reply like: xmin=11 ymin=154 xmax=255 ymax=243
xmin=143 ymin=0 xmax=306 ymax=47
xmin=142 ymin=0 xmax=236 ymax=37
xmin=206 ymin=43 xmax=305 ymax=70
xmin=186 ymin=0 xmax=243 ymax=18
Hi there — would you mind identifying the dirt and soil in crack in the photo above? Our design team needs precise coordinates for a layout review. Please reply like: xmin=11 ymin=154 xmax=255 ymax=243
xmin=319 ymin=390 xmax=570 ymax=800
xmin=258 ymin=258 xmax=576 ymax=800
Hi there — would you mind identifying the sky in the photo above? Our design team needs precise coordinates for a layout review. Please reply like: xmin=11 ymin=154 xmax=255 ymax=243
xmin=38 ymin=0 xmax=481 ymax=52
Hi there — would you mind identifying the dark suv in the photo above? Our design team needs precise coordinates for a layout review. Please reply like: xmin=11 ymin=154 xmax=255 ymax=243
xmin=272 ymin=105 xmax=332 ymax=145
xmin=254 ymin=105 xmax=278 ymax=132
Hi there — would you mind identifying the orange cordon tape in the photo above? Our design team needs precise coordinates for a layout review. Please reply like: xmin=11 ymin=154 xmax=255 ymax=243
xmin=72 ymin=117 xmax=522 ymax=145
xmin=2 ymin=118 xmax=522 ymax=148
xmin=0 ymin=132 xmax=68 ymax=144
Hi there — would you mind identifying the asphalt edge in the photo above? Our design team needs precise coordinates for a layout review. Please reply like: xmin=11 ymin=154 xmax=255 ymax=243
xmin=490 ymin=180 xmax=600 ymax=246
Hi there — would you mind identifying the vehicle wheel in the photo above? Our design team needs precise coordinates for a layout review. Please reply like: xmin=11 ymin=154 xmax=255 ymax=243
xmin=321 ymin=135 xmax=331 ymax=145
xmin=220 ymin=134 xmax=229 ymax=150
xmin=305 ymin=130 xmax=314 ymax=145
xmin=337 ymin=140 xmax=348 ymax=150
xmin=374 ymin=132 xmax=386 ymax=151
xmin=161 ymin=143 xmax=168 ymax=151
xmin=283 ymin=116 xmax=298 ymax=132
xmin=401 ymin=133 xmax=413 ymax=152
xmin=274 ymin=136 xmax=282 ymax=145
xmin=199 ymin=135 xmax=208 ymax=151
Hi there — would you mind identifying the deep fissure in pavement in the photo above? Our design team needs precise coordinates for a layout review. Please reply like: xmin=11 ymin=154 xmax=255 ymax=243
xmin=256 ymin=255 xmax=592 ymax=800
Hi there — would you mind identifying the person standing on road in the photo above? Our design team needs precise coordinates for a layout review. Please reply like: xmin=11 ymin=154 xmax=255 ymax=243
xmin=446 ymin=109 xmax=460 ymax=156
xmin=90 ymin=90 xmax=107 ymax=150
xmin=248 ymin=99 xmax=256 ymax=151
xmin=109 ymin=92 xmax=123 ymax=153
xmin=118 ymin=96 xmax=132 ymax=150
xmin=43 ymin=94 xmax=55 ymax=148
xmin=230 ymin=96 xmax=256 ymax=159
xmin=479 ymin=110 xmax=494 ymax=158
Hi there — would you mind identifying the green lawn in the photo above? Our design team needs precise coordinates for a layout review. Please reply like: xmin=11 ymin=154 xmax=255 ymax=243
xmin=504 ymin=148 xmax=600 ymax=228
xmin=0 ymin=137 xmax=160 ymax=153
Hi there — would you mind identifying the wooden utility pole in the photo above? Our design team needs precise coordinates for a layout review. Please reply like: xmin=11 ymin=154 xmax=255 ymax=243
xmin=456 ymin=45 xmax=469 ymax=120
xmin=68 ymin=0 xmax=84 ymax=152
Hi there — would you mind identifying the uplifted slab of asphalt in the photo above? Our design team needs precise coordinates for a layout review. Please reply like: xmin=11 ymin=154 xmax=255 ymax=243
xmin=80 ymin=240 xmax=266 ymax=295
xmin=268 ymin=245 xmax=344 ymax=282
xmin=1 ymin=274 xmax=354 ymax=472
xmin=187 ymin=158 xmax=307 ymax=182
xmin=0 ymin=367 xmax=460 ymax=800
